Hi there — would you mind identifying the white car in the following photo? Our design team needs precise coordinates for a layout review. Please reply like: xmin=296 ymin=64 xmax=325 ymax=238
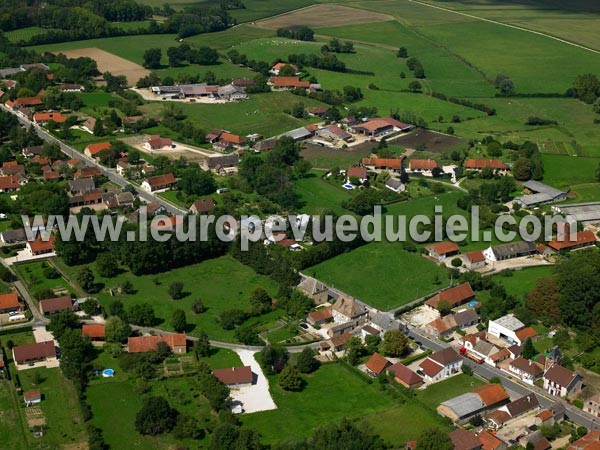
xmin=0 ymin=213 xmax=7 ymax=219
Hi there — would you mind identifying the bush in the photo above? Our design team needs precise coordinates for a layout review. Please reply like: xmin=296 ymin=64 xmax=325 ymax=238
xmin=43 ymin=267 xmax=60 ymax=279
xmin=451 ymin=257 xmax=463 ymax=268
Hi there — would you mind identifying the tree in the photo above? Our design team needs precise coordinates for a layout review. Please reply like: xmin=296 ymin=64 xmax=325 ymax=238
xmin=279 ymin=365 xmax=303 ymax=391
xmin=311 ymin=419 xmax=387 ymax=449
xmin=135 ymin=396 xmax=178 ymax=435
xmin=513 ymin=157 xmax=532 ymax=181
xmin=596 ymin=163 xmax=600 ymax=182
xmin=105 ymin=316 xmax=131 ymax=342
xmin=96 ymin=252 xmax=118 ymax=278
xmin=248 ymin=288 xmax=272 ymax=315
xmin=573 ymin=73 xmax=600 ymax=104
xmin=296 ymin=347 xmax=318 ymax=373
xmin=143 ymin=48 xmax=162 ymax=69
xmin=47 ymin=311 xmax=79 ymax=340
xmin=380 ymin=330 xmax=408 ymax=357
xmin=408 ymin=80 xmax=422 ymax=92
xmin=436 ymin=299 xmax=452 ymax=316
xmin=416 ymin=428 xmax=454 ymax=450
xmin=127 ymin=303 xmax=156 ymax=326
xmin=77 ymin=266 xmax=96 ymax=293
xmin=168 ymin=281 xmax=184 ymax=300
xmin=59 ymin=329 xmax=93 ymax=380
xmin=397 ymin=47 xmax=408 ymax=58
xmin=498 ymin=78 xmax=515 ymax=96
xmin=522 ymin=338 xmax=536 ymax=359
xmin=193 ymin=331 xmax=211 ymax=357
xmin=526 ymin=277 xmax=561 ymax=323
xmin=167 ymin=46 xmax=184 ymax=67
xmin=235 ymin=324 xmax=260 ymax=345
xmin=192 ymin=299 xmax=206 ymax=314
xmin=80 ymin=298 xmax=99 ymax=315
xmin=258 ymin=344 xmax=289 ymax=374
xmin=171 ymin=309 xmax=187 ymax=333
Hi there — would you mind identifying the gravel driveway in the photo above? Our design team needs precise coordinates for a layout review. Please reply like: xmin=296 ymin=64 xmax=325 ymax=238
xmin=230 ymin=349 xmax=277 ymax=414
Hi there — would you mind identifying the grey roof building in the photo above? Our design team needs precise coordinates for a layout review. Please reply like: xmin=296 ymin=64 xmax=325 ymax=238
xmin=515 ymin=181 xmax=567 ymax=207
xmin=438 ymin=393 xmax=485 ymax=421
xmin=283 ymin=127 xmax=313 ymax=141
xmin=483 ymin=241 xmax=537 ymax=261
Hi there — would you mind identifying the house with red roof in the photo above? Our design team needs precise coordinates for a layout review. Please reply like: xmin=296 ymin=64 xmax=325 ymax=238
xmin=347 ymin=166 xmax=367 ymax=183
xmin=213 ymin=366 xmax=253 ymax=387
xmin=349 ymin=117 xmax=413 ymax=137
xmin=464 ymin=159 xmax=510 ymax=175
xmin=82 ymin=324 xmax=106 ymax=342
xmin=307 ymin=307 xmax=333 ymax=326
xmin=268 ymin=76 xmax=310 ymax=90
xmin=464 ymin=250 xmax=486 ymax=270
xmin=269 ymin=62 xmax=298 ymax=75
xmin=26 ymin=236 xmax=55 ymax=256
xmin=425 ymin=241 xmax=460 ymax=260
xmin=0 ymin=175 xmax=23 ymax=192
xmin=418 ymin=347 xmax=462 ymax=383
xmin=409 ymin=159 xmax=439 ymax=175
xmin=84 ymin=142 xmax=112 ymax=159
xmin=387 ymin=362 xmax=423 ymax=388
xmin=141 ymin=173 xmax=176 ymax=192
xmin=127 ymin=333 xmax=187 ymax=354
xmin=0 ymin=293 xmax=22 ymax=314
xmin=426 ymin=283 xmax=475 ymax=310
xmin=144 ymin=135 xmax=173 ymax=151
xmin=365 ymin=352 xmax=391 ymax=377
xmin=39 ymin=296 xmax=75 ymax=315
xmin=12 ymin=340 xmax=56 ymax=368
xmin=361 ymin=157 xmax=403 ymax=173
xmin=548 ymin=230 xmax=597 ymax=252
xmin=33 ymin=111 xmax=66 ymax=125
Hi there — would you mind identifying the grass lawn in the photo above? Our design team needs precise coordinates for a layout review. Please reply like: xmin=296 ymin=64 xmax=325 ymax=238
xmin=416 ymin=374 xmax=485 ymax=408
xmin=491 ymin=266 xmax=554 ymax=302
xmin=14 ymin=261 xmax=75 ymax=299
xmin=58 ymin=255 xmax=279 ymax=342
xmin=295 ymin=172 xmax=354 ymax=216
xmin=242 ymin=362 xmax=397 ymax=444
xmin=141 ymin=91 xmax=326 ymax=137
xmin=200 ymin=347 xmax=243 ymax=369
xmin=541 ymin=154 xmax=600 ymax=189
xmin=0 ymin=380 xmax=27 ymax=450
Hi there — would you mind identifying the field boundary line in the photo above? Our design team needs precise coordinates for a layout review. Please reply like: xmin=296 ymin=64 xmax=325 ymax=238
xmin=409 ymin=0 xmax=600 ymax=54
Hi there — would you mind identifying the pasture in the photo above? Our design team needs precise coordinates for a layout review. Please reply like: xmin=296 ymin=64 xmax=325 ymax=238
xmin=300 ymin=141 xmax=375 ymax=168
xmin=295 ymin=172 xmax=354 ymax=216
xmin=491 ymin=266 xmax=554 ymax=303
xmin=256 ymin=4 xmax=393 ymax=29
xmin=57 ymin=255 xmax=279 ymax=342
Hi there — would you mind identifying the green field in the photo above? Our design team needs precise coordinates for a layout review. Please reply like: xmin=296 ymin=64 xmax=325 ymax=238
xmin=14 ymin=261 xmax=76 ymax=299
xmin=295 ymin=172 xmax=354 ymax=216
xmin=491 ymin=266 xmax=555 ymax=302
xmin=58 ymin=255 xmax=279 ymax=342
xmin=540 ymin=154 xmax=600 ymax=189
xmin=5 ymin=27 xmax=60 ymax=43
xmin=141 ymin=91 xmax=326 ymax=137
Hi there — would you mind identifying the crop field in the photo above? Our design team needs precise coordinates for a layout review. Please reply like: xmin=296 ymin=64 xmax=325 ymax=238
xmin=141 ymin=91 xmax=325 ymax=137
xmin=187 ymin=24 xmax=275 ymax=50
xmin=58 ymin=255 xmax=279 ymax=342
xmin=45 ymin=48 xmax=150 ymax=87
xmin=394 ymin=128 xmax=463 ymax=153
xmin=256 ymin=4 xmax=393 ymax=29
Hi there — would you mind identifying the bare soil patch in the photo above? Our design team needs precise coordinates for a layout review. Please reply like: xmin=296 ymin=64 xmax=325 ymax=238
xmin=392 ymin=128 xmax=464 ymax=153
xmin=256 ymin=4 xmax=394 ymax=30
xmin=52 ymin=48 xmax=149 ymax=87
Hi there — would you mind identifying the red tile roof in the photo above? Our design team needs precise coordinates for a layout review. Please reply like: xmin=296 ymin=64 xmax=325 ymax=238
xmin=213 ymin=366 xmax=253 ymax=385
xmin=0 ymin=293 xmax=20 ymax=311
xmin=0 ymin=175 xmax=21 ymax=190
xmin=472 ymin=383 xmax=509 ymax=406
xmin=220 ymin=132 xmax=246 ymax=145
xmin=39 ymin=296 xmax=74 ymax=314
xmin=269 ymin=76 xmax=310 ymax=88
xmin=145 ymin=173 xmax=176 ymax=188
xmin=13 ymin=340 xmax=55 ymax=364
xmin=428 ymin=241 xmax=460 ymax=255
xmin=419 ymin=357 xmax=444 ymax=377
xmin=409 ymin=159 xmax=438 ymax=170
xmin=567 ymin=430 xmax=600 ymax=450
xmin=82 ymin=324 xmax=105 ymax=339
xmin=347 ymin=166 xmax=367 ymax=179
xmin=464 ymin=159 xmax=509 ymax=170
xmin=85 ymin=142 xmax=112 ymax=156
xmin=387 ymin=362 xmax=423 ymax=386
xmin=308 ymin=307 xmax=332 ymax=323
xmin=449 ymin=429 xmax=481 ymax=450
xmin=515 ymin=326 xmax=536 ymax=342
xmin=536 ymin=409 xmax=553 ymax=421
xmin=478 ymin=430 xmax=504 ymax=450
xmin=365 ymin=352 xmax=390 ymax=375
xmin=13 ymin=96 xmax=42 ymax=107
xmin=147 ymin=135 xmax=172 ymax=149
xmin=27 ymin=236 xmax=55 ymax=254
xmin=24 ymin=389 xmax=41 ymax=402
xmin=466 ymin=250 xmax=485 ymax=263
xmin=548 ymin=230 xmax=596 ymax=251
xmin=426 ymin=283 xmax=475 ymax=308
xmin=34 ymin=112 xmax=66 ymax=123
xmin=361 ymin=157 xmax=403 ymax=170
xmin=127 ymin=333 xmax=186 ymax=353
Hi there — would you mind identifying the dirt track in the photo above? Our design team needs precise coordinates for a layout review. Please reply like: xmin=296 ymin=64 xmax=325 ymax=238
xmin=256 ymin=4 xmax=394 ymax=29
xmin=52 ymin=48 xmax=150 ymax=87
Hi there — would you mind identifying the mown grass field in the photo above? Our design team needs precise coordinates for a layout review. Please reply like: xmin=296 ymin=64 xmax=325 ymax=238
xmin=540 ymin=154 xmax=600 ymax=189
xmin=295 ymin=172 xmax=354 ymax=216
xmin=14 ymin=261 xmax=76 ymax=298
xmin=58 ymin=255 xmax=279 ymax=342
xmin=5 ymin=27 xmax=60 ymax=43
xmin=491 ymin=266 xmax=554 ymax=303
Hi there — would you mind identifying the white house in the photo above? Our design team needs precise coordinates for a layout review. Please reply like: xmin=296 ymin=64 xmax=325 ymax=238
xmin=488 ymin=314 xmax=536 ymax=345
xmin=508 ymin=357 xmax=543 ymax=385
xmin=543 ymin=364 xmax=583 ymax=398
xmin=418 ymin=347 xmax=462 ymax=384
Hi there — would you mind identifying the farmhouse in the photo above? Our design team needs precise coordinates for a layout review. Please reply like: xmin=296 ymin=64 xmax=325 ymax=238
xmin=361 ymin=157 xmax=403 ymax=173
xmin=365 ymin=352 xmax=391 ymax=377
xmin=0 ymin=162 xmax=25 ymax=176
xmin=298 ymin=276 xmax=329 ymax=304
xmin=464 ymin=159 xmax=510 ymax=174
xmin=477 ymin=430 xmax=505 ymax=450
xmin=268 ymin=76 xmax=310 ymax=90
xmin=33 ymin=111 xmax=66 ymax=125
xmin=425 ymin=241 xmax=460 ymax=260
xmin=347 ymin=166 xmax=367 ymax=182
xmin=0 ymin=175 xmax=23 ymax=192
xmin=316 ymin=125 xmax=353 ymax=143
xmin=486 ymin=394 xmax=540 ymax=429
xmin=213 ymin=366 xmax=253 ymax=387
xmin=270 ymin=62 xmax=298 ymax=75
xmin=12 ymin=340 xmax=56 ymax=368
xmin=189 ymin=199 xmax=215 ymax=215
xmin=426 ymin=315 xmax=457 ymax=338
xmin=464 ymin=251 xmax=486 ymax=270
xmin=438 ymin=383 xmax=509 ymax=423
xmin=417 ymin=347 xmax=462 ymax=383
xmin=488 ymin=314 xmax=536 ymax=345
xmin=543 ymin=364 xmax=582 ymax=398
xmin=144 ymin=135 xmax=173 ymax=150
xmin=425 ymin=283 xmax=475 ymax=309
xmin=515 ymin=181 xmax=567 ymax=208
xmin=349 ymin=117 xmax=412 ymax=137
xmin=307 ymin=307 xmax=333 ymax=326
xmin=24 ymin=389 xmax=42 ymax=406
xmin=449 ymin=429 xmax=482 ymax=450
xmin=84 ymin=141 xmax=112 ymax=159
xmin=127 ymin=333 xmax=187 ymax=354
xmin=26 ymin=236 xmax=55 ymax=256
xmin=217 ymin=84 xmax=247 ymax=101
xmin=253 ymin=138 xmax=278 ymax=152
xmin=39 ymin=296 xmax=75 ymax=315
xmin=483 ymin=241 xmax=537 ymax=262
xmin=82 ymin=324 xmax=106 ymax=341
xmin=141 ymin=173 xmax=176 ymax=192
xmin=202 ymin=153 xmax=240 ymax=175
xmin=568 ymin=430 xmax=600 ymax=450
xmin=0 ymin=293 xmax=21 ymax=314
xmin=283 ymin=126 xmax=315 ymax=142
xmin=387 ymin=362 xmax=423 ymax=388
xmin=548 ymin=230 xmax=596 ymax=252
xmin=409 ymin=159 xmax=439 ymax=175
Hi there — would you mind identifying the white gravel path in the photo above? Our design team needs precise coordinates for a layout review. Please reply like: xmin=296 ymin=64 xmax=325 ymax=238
xmin=230 ymin=349 xmax=277 ymax=414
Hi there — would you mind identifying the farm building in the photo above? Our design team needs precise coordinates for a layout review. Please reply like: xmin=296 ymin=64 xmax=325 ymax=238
xmin=365 ymin=352 xmax=391 ymax=377
xmin=437 ymin=383 xmax=509 ymax=423
xmin=144 ymin=135 xmax=173 ymax=150
xmin=24 ymin=389 xmax=42 ymax=406
xmin=316 ymin=125 xmax=353 ymax=143
xmin=463 ymin=251 xmax=486 ymax=270
xmin=387 ymin=362 xmax=423 ymax=388
xmin=464 ymin=159 xmax=510 ymax=175
xmin=349 ymin=117 xmax=413 ymax=137
xmin=425 ymin=283 xmax=475 ymax=309
xmin=127 ymin=333 xmax=187 ymax=354
xmin=488 ymin=314 xmax=536 ymax=346
xmin=552 ymin=202 xmax=600 ymax=224
xmin=483 ymin=241 xmax=537 ymax=262
xmin=361 ymin=157 xmax=403 ymax=173
xmin=548 ymin=230 xmax=596 ymax=252
xmin=514 ymin=181 xmax=567 ymax=208
xmin=33 ymin=112 xmax=66 ymax=125
xmin=141 ymin=173 xmax=176 ymax=192
xmin=425 ymin=241 xmax=460 ymax=260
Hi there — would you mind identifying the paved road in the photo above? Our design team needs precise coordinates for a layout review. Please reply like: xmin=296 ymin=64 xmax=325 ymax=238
xmin=1 ymin=105 xmax=186 ymax=215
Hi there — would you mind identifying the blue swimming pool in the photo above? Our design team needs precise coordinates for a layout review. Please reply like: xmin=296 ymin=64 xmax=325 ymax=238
xmin=102 ymin=368 xmax=115 ymax=377
xmin=468 ymin=300 xmax=478 ymax=308
xmin=342 ymin=183 xmax=355 ymax=190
